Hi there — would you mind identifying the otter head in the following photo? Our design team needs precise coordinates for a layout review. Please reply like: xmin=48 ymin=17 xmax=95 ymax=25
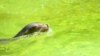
xmin=29 ymin=23 xmax=49 ymax=33
xmin=40 ymin=24 xmax=49 ymax=32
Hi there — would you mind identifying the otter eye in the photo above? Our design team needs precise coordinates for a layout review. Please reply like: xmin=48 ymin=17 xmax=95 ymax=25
xmin=46 ymin=24 xmax=49 ymax=28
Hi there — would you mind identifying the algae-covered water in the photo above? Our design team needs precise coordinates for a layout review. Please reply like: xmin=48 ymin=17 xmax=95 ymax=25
xmin=0 ymin=0 xmax=100 ymax=56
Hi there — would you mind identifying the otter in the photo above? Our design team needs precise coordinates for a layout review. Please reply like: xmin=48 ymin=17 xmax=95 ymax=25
xmin=13 ymin=22 xmax=49 ymax=38
xmin=0 ymin=22 xmax=50 ymax=44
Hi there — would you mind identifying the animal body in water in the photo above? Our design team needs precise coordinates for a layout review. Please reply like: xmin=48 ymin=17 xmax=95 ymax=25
xmin=13 ymin=22 xmax=49 ymax=38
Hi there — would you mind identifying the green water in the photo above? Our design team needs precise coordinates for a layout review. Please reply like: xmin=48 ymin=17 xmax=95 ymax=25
xmin=0 ymin=0 xmax=100 ymax=56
